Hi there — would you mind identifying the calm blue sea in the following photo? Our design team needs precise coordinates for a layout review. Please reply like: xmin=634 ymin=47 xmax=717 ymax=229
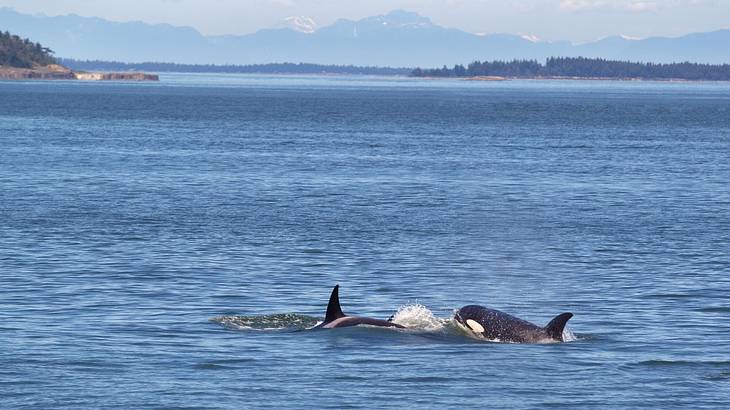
xmin=2 ymin=74 xmax=730 ymax=409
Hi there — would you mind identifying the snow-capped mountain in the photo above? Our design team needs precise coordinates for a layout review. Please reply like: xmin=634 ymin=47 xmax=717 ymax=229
xmin=280 ymin=16 xmax=318 ymax=34
xmin=1 ymin=8 xmax=728 ymax=66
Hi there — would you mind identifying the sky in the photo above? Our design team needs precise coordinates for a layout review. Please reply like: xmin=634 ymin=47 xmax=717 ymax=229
xmin=1 ymin=0 xmax=728 ymax=42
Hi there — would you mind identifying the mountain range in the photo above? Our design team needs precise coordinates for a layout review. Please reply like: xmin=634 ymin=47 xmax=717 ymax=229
xmin=1 ymin=8 xmax=728 ymax=67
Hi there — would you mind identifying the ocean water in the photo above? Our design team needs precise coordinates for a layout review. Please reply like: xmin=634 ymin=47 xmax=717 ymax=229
xmin=1 ymin=74 xmax=729 ymax=409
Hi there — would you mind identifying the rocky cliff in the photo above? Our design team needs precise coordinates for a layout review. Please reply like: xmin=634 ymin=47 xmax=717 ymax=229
xmin=0 ymin=64 xmax=159 ymax=81
xmin=0 ymin=64 xmax=75 ymax=79
xmin=73 ymin=71 xmax=159 ymax=81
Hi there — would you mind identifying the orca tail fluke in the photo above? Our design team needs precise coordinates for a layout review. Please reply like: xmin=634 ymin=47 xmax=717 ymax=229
xmin=324 ymin=285 xmax=346 ymax=323
xmin=545 ymin=312 xmax=573 ymax=341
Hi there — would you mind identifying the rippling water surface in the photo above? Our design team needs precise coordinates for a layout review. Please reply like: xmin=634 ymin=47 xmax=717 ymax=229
xmin=2 ymin=74 xmax=730 ymax=408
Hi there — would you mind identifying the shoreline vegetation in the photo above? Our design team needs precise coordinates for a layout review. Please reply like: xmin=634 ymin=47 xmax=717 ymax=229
xmin=60 ymin=59 xmax=411 ymax=76
xmin=0 ymin=31 xmax=157 ymax=81
xmin=412 ymin=57 xmax=730 ymax=82
xmin=62 ymin=57 xmax=730 ymax=82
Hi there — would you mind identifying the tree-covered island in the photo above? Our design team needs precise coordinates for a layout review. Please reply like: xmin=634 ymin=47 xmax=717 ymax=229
xmin=1 ymin=31 xmax=158 ymax=81
xmin=412 ymin=57 xmax=730 ymax=81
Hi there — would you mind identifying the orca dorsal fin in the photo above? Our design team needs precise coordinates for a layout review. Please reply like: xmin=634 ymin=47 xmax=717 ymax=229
xmin=544 ymin=312 xmax=573 ymax=341
xmin=324 ymin=285 xmax=346 ymax=323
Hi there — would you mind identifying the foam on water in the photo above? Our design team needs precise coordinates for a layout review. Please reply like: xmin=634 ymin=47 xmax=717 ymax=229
xmin=562 ymin=327 xmax=578 ymax=342
xmin=390 ymin=304 xmax=449 ymax=331
xmin=211 ymin=313 xmax=319 ymax=331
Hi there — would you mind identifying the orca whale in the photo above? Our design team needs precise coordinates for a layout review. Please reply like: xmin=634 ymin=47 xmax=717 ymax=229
xmin=314 ymin=285 xmax=405 ymax=329
xmin=454 ymin=305 xmax=573 ymax=343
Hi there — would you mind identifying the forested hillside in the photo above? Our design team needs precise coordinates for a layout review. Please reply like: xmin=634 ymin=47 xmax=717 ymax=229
xmin=0 ymin=30 xmax=56 ymax=67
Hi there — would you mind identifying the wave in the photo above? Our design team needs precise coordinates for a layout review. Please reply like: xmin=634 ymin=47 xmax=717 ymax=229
xmin=633 ymin=359 xmax=730 ymax=368
xmin=697 ymin=306 xmax=730 ymax=313
xmin=703 ymin=372 xmax=730 ymax=381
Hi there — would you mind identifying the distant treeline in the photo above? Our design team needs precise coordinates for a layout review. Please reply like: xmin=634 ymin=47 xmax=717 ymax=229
xmin=1 ymin=31 xmax=56 ymax=68
xmin=60 ymin=59 xmax=411 ymax=76
xmin=413 ymin=57 xmax=730 ymax=81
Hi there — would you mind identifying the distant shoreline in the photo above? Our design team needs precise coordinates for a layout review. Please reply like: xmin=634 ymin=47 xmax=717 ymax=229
xmin=54 ymin=57 xmax=730 ymax=82
xmin=461 ymin=75 xmax=728 ymax=83
xmin=5 ymin=67 xmax=727 ymax=83
xmin=59 ymin=59 xmax=411 ymax=77
xmin=403 ymin=74 xmax=730 ymax=83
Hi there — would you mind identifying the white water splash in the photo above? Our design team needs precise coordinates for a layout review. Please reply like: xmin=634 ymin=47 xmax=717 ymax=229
xmin=390 ymin=304 xmax=447 ymax=331
xmin=562 ymin=326 xmax=578 ymax=342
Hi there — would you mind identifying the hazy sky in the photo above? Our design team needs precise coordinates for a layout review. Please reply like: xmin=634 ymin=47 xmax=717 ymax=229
xmin=1 ymin=0 xmax=728 ymax=42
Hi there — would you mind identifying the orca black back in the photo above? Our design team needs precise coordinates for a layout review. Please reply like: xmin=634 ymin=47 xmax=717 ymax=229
xmin=316 ymin=285 xmax=404 ymax=329
xmin=455 ymin=305 xmax=573 ymax=343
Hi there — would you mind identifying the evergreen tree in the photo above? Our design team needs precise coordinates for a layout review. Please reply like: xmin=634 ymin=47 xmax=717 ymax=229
xmin=0 ymin=31 xmax=56 ymax=68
